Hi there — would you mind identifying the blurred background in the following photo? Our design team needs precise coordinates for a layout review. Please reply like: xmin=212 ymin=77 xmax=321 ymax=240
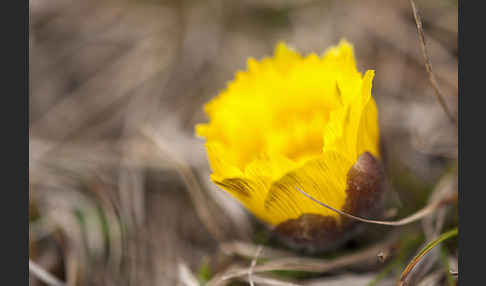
xmin=29 ymin=0 xmax=458 ymax=285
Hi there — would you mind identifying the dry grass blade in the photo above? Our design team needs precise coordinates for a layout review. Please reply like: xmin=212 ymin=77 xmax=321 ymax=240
xmin=243 ymin=274 xmax=303 ymax=286
xmin=409 ymin=0 xmax=457 ymax=124
xmin=397 ymin=227 xmax=458 ymax=286
xmin=214 ymin=233 xmax=399 ymax=284
xmin=249 ymin=245 xmax=264 ymax=286
xmin=416 ymin=270 xmax=445 ymax=286
xmin=221 ymin=241 xmax=295 ymax=259
xmin=296 ymin=187 xmax=456 ymax=226
xmin=178 ymin=262 xmax=201 ymax=286
xmin=29 ymin=259 xmax=66 ymax=286
xmin=142 ymin=127 xmax=226 ymax=242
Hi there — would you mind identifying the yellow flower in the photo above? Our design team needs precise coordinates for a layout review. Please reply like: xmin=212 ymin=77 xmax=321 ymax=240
xmin=196 ymin=40 xmax=383 ymax=250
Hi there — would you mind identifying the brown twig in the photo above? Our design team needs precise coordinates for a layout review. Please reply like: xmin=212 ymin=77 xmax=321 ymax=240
xmin=296 ymin=187 xmax=457 ymax=226
xmin=221 ymin=241 xmax=294 ymax=260
xmin=409 ymin=0 xmax=457 ymax=124
xmin=216 ymin=233 xmax=399 ymax=282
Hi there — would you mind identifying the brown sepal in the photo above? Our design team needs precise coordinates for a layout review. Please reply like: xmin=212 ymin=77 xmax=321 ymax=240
xmin=274 ymin=152 xmax=386 ymax=253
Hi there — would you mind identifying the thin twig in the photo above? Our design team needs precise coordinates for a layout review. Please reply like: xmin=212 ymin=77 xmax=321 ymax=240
xmin=221 ymin=241 xmax=294 ymax=260
xmin=249 ymin=245 xmax=264 ymax=286
xmin=29 ymin=259 xmax=66 ymax=286
xmin=409 ymin=0 xmax=457 ymax=124
xmin=218 ymin=233 xmax=399 ymax=281
xmin=296 ymin=187 xmax=456 ymax=226
xmin=422 ymin=171 xmax=457 ymax=240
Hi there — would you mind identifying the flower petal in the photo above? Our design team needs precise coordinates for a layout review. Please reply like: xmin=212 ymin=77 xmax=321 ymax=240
xmin=356 ymin=71 xmax=380 ymax=158
xmin=263 ymin=151 xmax=353 ymax=225
xmin=323 ymin=70 xmax=378 ymax=161
xmin=213 ymin=176 xmax=268 ymax=222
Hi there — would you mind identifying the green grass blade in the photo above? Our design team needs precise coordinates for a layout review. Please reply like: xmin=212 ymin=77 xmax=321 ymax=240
xmin=397 ymin=227 xmax=458 ymax=286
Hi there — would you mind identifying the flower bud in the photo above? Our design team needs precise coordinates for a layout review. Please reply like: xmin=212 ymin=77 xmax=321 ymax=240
xmin=196 ymin=40 xmax=383 ymax=252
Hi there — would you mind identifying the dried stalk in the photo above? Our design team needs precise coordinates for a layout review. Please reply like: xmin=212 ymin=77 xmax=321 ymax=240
xmin=296 ymin=187 xmax=456 ymax=226
xmin=221 ymin=241 xmax=294 ymax=260
xmin=213 ymin=233 xmax=399 ymax=284
xmin=249 ymin=245 xmax=264 ymax=286
xmin=409 ymin=0 xmax=457 ymax=123
xmin=243 ymin=274 xmax=303 ymax=286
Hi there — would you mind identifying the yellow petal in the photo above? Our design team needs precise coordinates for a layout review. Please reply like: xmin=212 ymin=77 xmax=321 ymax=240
xmin=323 ymin=70 xmax=377 ymax=162
xmin=357 ymin=71 xmax=380 ymax=158
xmin=263 ymin=152 xmax=353 ymax=225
